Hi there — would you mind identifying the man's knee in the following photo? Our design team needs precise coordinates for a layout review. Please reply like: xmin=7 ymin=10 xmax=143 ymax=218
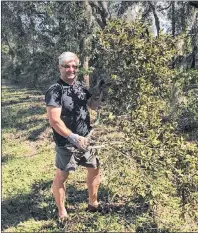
xmin=53 ymin=169 xmax=69 ymax=185
xmin=87 ymin=167 xmax=100 ymax=175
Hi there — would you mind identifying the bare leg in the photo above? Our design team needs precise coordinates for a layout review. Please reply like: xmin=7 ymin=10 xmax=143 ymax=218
xmin=52 ymin=169 xmax=69 ymax=218
xmin=86 ymin=167 xmax=100 ymax=206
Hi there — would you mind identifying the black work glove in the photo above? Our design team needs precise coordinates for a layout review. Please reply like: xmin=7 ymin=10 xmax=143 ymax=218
xmin=91 ymin=79 xmax=111 ymax=100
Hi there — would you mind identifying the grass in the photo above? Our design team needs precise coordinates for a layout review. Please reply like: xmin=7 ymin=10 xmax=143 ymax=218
xmin=2 ymin=79 xmax=198 ymax=232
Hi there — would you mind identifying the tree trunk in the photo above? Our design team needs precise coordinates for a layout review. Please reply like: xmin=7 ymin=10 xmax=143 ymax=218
xmin=181 ymin=2 xmax=186 ymax=32
xmin=89 ymin=1 xmax=109 ymax=29
xmin=80 ymin=0 xmax=93 ymax=89
xmin=172 ymin=2 xmax=176 ymax=37
xmin=82 ymin=51 xmax=90 ymax=89
xmin=149 ymin=2 xmax=160 ymax=37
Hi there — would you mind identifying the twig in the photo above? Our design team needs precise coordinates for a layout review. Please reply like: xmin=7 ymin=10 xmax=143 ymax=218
xmin=88 ymin=145 xmax=106 ymax=149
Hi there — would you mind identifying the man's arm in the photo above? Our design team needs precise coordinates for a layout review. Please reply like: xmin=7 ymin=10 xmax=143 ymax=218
xmin=47 ymin=106 xmax=72 ymax=137
xmin=47 ymin=106 xmax=88 ymax=151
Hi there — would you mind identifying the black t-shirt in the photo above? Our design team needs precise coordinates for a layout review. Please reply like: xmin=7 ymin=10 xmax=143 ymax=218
xmin=45 ymin=79 xmax=92 ymax=146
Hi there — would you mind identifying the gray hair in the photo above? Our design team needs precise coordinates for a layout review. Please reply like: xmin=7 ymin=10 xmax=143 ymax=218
xmin=58 ymin=52 xmax=80 ymax=65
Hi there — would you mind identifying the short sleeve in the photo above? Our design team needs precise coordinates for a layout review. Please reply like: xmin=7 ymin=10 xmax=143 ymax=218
xmin=45 ymin=84 xmax=62 ymax=107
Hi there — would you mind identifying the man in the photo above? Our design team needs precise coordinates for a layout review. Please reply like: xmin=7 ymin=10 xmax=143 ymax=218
xmin=45 ymin=52 xmax=102 ymax=221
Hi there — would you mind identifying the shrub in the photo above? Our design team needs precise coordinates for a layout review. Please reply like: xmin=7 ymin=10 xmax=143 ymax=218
xmin=94 ymin=19 xmax=198 ymax=229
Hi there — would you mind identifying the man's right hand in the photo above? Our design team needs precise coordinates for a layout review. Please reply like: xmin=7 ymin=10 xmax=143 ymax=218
xmin=91 ymin=79 xmax=112 ymax=101
xmin=66 ymin=133 xmax=89 ymax=151
xmin=91 ymin=79 xmax=106 ymax=97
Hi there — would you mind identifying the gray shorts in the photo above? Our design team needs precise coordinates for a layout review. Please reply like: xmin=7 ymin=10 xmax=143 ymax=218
xmin=55 ymin=145 xmax=100 ymax=172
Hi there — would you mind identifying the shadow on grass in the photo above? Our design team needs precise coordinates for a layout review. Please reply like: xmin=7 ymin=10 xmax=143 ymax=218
xmin=1 ymin=85 xmax=43 ymax=95
xmin=2 ymin=117 xmax=49 ymax=142
xmin=1 ymin=180 xmax=52 ymax=231
xmin=1 ymin=178 xmax=170 ymax=232
xmin=65 ymin=184 xmax=163 ymax=232
xmin=2 ymin=104 xmax=49 ymax=142
xmin=1 ymin=180 xmax=113 ymax=231
xmin=2 ymin=117 xmax=47 ymax=130
xmin=2 ymin=83 xmax=44 ymax=105
xmin=27 ymin=123 xmax=49 ymax=141
xmin=2 ymin=105 xmax=46 ymax=128
xmin=79 ymin=194 xmax=171 ymax=233
xmin=1 ymin=155 xmax=17 ymax=164
xmin=1 ymin=97 xmax=44 ymax=107
xmin=2 ymin=81 xmax=47 ymax=141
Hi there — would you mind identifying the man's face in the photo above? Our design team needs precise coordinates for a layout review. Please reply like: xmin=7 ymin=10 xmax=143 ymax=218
xmin=59 ymin=60 xmax=78 ymax=83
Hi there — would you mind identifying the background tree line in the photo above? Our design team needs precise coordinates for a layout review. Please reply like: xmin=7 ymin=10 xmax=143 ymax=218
xmin=1 ymin=1 xmax=198 ymax=87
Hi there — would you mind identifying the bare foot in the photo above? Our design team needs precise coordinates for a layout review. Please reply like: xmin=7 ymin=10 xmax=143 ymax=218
xmin=58 ymin=212 xmax=70 ymax=224
xmin=59 ymin=209 xmax=68 ymax=219
xmin=88 ymin=201 xmax=99 ymax=208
